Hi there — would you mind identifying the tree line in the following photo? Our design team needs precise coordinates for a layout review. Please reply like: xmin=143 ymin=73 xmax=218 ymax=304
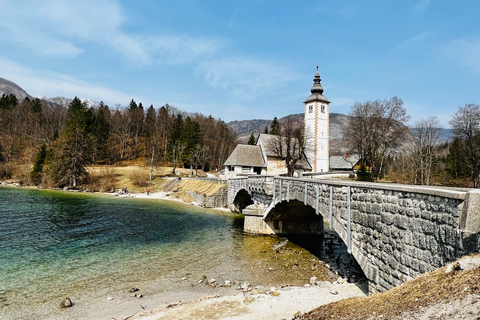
xmin=346 ymin=97 xmax=480 ymax=188
xmin=0 ymin=94 xmax=236 ymax=187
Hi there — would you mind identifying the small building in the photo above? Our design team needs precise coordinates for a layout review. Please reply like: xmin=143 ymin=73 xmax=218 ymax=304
xmin=256 ymin=133 xmax=311 ymax=176
xmin=223 ymin=134 xmax=311 ymax=178
xmin=329 ymin=154 xmax=372 ymax=173
xmin=329 ymin=154 xmax=360 ymax=172
xmin=223 ymin=144 xmax=266 ymax=179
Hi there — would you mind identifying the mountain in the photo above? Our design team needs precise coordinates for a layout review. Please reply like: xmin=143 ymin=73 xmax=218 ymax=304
xmin=0 ymin=77 xmax=32 ymax=100
xmin=227 ymin=112 xmax=454 ymax=155
xmin=227 ymin=113 xmax=352 ymax=154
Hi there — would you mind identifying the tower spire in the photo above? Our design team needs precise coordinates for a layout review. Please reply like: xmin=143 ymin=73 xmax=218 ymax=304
xmin=304 ymin=66 xmax=329 ymax=104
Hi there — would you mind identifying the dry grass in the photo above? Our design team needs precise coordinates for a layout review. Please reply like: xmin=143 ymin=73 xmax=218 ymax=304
xmin=164 ymin=179 xmax=226 ymax=203
xmin=296 ymin=255 xmax=480 ymax=320
xmin=86 ymin=167 xmax=118 ymax=192
xmin=86 ymin=165 xmax=212 ymax=193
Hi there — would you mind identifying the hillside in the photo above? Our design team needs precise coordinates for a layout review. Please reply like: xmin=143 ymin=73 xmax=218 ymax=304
xmin=295 ymin=255 xmax=480 ymax=320
xmin=227 ymin=113 xmax=453 ymax=153
xmin=0 ymin=77 xmax=32 ymax=100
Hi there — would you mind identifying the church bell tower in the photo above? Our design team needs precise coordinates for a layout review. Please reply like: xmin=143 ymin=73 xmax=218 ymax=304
xmin=304 ymin=67 xmax=330 ymax=173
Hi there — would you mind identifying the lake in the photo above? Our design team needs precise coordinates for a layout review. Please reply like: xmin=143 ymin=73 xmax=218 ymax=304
xmin=0 ymin=186 xmax=332 ymax=319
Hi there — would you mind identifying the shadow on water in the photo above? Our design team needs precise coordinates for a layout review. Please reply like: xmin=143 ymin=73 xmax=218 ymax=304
xmin=282 ymin=226 xmax=369 ymax=295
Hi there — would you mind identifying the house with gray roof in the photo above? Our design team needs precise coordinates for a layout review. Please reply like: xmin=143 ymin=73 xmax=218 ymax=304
xmin=223 ymin=144 xmax=267 ymax=179
xmin=223 ymin=133 xmax=312 ymax=178
xmin=329 ymin=154 xmax=360 ymax=171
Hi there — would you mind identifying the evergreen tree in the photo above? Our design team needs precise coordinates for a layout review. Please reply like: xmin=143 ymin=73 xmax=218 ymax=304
xmin=167 ymin=114 xmax=186 ymax=173
xmin=270 ymin=117 xmax=280 ymax=135
xmin=128 ymin=99 xmax=138 ymax=110
xmin=446 ymin=138 xmax=469 ymax=180
xmin=91 ymin=102 xmax=110 ymax=163
xmin=182 ymin=116 xmax=202 ymax=165
xmin=356 ymin=163 xmax=374 ymax=182
xmin=263 ymin=126 xmax=269 ymax=134
xmin=248 ymin=133 xmax=256 ymax=145
xmin=53 ymin=97 xmax=92 ymax=187
xmin=31 ymin=145 xmax=47 ymax=185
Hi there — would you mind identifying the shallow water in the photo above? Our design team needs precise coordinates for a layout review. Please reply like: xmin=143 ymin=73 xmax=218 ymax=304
xmin=0 ymin=186 xmax=333 ymax=319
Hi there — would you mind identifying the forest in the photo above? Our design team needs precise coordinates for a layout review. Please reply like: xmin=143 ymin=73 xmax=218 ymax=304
xmin=0 ymin=92 xmax=479 ymax=189
xmin=0 ymin=94 xmax=236 ymax=187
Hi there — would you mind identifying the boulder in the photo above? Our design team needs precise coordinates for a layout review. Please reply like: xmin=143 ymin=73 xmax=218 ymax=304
xmin=59 ymin=297 xmax=73 ymax=308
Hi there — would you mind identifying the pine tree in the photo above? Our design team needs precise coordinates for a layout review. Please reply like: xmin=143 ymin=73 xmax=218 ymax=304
xmin=356 ymin=163 xmax=374 ymax=182
xmin=270 ymin=117 xmax=280 ymax=135
xmin=91 ymin=102 xmax=110 ymax=163
xmin=167 ymin=114 xmax=186 ymax=173
xmin=248 ymin=133 xmax=256 ymax=145
xmin=263 ymin=126 xmax=269 ymax=134
xmin=31 ymin=145 xmax=47 ymax=185
xmin=53 ymin=97 xmax=92 ymax=187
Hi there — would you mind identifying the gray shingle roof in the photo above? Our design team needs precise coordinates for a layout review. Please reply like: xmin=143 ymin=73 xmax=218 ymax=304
xmin=257 ymin=134 xmax=312 ymax=170
xmin=329 ymin=154 xmax=360 ymax=170
xmin=223 ymin=144 xmax=266 ymax=167
xmin=304 ymin=68 xmax=330 ymax=104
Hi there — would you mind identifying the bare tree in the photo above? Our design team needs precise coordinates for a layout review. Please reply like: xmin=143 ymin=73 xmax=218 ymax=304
xmin=347 ymin=97 xmax=410 ymax=180
xmin=270 ymin=116 xmax=307 ymax=177
xmin=411 ymin=116 xmax=441 ymax=185
xmin=449 ymin=103 xmax=480 ymax=187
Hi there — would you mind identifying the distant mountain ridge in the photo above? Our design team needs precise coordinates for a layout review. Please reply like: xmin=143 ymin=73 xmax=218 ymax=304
xmin=227 ymin=113 xmax=453 ymax=153
xmin=0 ymin=76 xmax=453 ymax=145
xmin=0 ymin=77 xmax=32 ymax=100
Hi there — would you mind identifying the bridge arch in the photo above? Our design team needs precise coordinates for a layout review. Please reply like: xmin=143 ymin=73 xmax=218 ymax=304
xmin=228 ymin=176 xmax=480 ymax=293
xmin=232 ymin=189 xmax=253 ymax=213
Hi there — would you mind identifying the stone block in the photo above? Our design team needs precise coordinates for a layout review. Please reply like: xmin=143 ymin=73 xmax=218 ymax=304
xmin=394 ymin=215 xmax=408 ymax=230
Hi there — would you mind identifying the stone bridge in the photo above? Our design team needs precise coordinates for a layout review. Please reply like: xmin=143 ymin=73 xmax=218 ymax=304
xmin=227 ymin=175 xmax=480 ymax=293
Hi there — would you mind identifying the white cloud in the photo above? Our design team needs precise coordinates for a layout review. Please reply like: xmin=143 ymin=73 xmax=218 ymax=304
xmin=0 ymin=57 xmax=134 ymax=105
xmin=443 ymin=38 xmax=480 ymax=75
xmin=412 ymin=0 xmax=431 ymax=14
xmin=196 ymin=57 xmax=295 ymax=100
xmin=393 ymin=31 xmax=434 ymax=53
xmin=149 ymin=35 xmax=220 ymax=65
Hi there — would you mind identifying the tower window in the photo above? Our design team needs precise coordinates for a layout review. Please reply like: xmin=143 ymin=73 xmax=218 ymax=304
xmin=309 ymin=105 xmax=313 ymax=113
xmin=321 ymin=105 xmax=325 ymax=113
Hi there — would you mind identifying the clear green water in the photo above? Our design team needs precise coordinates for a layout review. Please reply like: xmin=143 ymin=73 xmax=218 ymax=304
xmin=0 ymin=186 xmax=257 ymax=319
xmin=0 ymin=186 xmax=334 ymax=320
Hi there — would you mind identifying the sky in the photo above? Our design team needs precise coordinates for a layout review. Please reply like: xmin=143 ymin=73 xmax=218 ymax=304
xmin=0 ymin=0 xmax=479 ymax=127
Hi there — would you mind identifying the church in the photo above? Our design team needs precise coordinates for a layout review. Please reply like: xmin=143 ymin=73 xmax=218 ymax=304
xmin=223 ymin=67 xmax=330 ymax=178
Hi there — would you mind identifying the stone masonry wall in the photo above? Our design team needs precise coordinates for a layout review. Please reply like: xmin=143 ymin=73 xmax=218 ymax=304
xmin=228 ymin=176 xmax=478 ymax=293
xmin=186 ymin=186 xmax=227 ymax=208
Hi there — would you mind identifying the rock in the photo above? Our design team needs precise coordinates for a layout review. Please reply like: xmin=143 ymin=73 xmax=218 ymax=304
xmin=310 ymin=276 xmax=317 ymax=285
xmin=271 ymin=291 xmax=280 ymax=296
xmin=304 ymin=284 xmax=311 ymax=288
xmin=107 ymin=296 xmax=114 ymax=301
xmin=224 ymin=280 xmax=232 ymax=287
xmin=330 ymin=290 xmax=338 ymax=295
xmin=240 ymin=281 xmax=251 ymax=290
xmin=317 ymin=281 xmax=331 ymax=288
xmin=128 ymin=288 xmax=139 ymax=293
xmin=459 ymin=256 xmax=480 ymax=271
xmin=268 ymin=267 xmax=274 ymax=271
xmin=59 ymin=297 xmax=73 ymax=308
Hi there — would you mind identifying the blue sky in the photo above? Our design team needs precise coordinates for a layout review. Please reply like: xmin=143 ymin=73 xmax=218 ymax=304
xmin=0 ymin=0 xmax=478 ymax=127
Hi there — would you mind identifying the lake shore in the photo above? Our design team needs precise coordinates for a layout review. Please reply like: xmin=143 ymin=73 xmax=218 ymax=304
xmin=1 ymin=182 xmax=367 ymax=320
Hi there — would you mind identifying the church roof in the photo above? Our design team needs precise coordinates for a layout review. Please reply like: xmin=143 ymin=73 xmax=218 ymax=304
xmin=330 ymin=154 xmax=360 ymax=170
xmin=256 ymin=134 xmax=312 ymax=170
xmin=304 ymin=67 xmax=330 ymax=104
xmin=223 ymin=144 xmax=266 ymax=168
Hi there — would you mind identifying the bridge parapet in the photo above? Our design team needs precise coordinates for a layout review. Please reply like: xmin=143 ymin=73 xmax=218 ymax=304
xmin=228 ymin=176 xmax=480 ymax=293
